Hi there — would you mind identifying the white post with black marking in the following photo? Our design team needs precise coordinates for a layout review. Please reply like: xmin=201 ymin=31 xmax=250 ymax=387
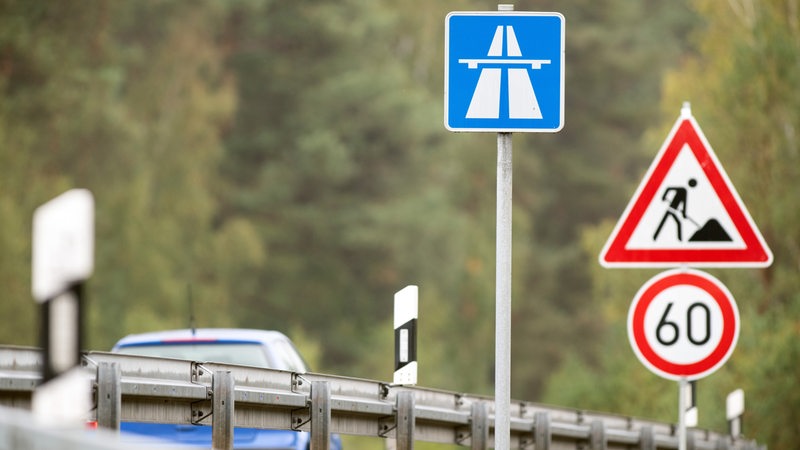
xmin=726 ymin=389 xmax=744 ymax=437
xmin=31 ymin=189 xmax=94 ymax=426
xmin=684 ymin=380 xmax=698 ymax=428
xmin=394 ymin=285 xmax=418 ymax=386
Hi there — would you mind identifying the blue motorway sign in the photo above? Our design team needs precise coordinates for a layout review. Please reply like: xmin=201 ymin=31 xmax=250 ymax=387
xmin=445 ymin=12 xmax=564 ymax=133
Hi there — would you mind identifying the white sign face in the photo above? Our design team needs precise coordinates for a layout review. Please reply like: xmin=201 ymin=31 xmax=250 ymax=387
xmin=628 ymin=269 xmax=739 ymax=381
xmin=625 ymin=144 xmax=744 ymax=250
xmin=32 ymin=189 xmax=95 ymax=302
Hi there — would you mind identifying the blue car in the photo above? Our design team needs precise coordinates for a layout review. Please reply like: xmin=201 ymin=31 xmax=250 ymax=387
xmin=112 ymin=328 xmax=343 ymax=450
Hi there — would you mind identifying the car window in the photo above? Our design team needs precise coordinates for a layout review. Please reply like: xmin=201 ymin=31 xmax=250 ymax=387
xmin=269 ymin=339 xmax=308 ymax=372
xmin=116 ymin=343 xmax=271 ymax=368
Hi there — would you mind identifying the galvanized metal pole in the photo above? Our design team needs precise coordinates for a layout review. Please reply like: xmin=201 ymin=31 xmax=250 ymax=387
xmin=212 ymin=370 xmax=234 ymax=450
xmin=534 ymin=412 xmax=551 ymax=450
xmin=590 ymin=420 xmax=607 ymax=450
xmin=311 ymin=381 xmax=331 ymax=450
xmin=678 ymin=378 xmax=688 ymax=450
xmin=396 ymin=391 xmax=415 ymax=450
xmin=495 ymin=129 xmax=513 ymax=450
xmin=96 ymin=361 xmax=120 ymax=431
xmin=470 ymin=401 xmax=488 ymax=450
xmin=639 ymin=426 xmax=655 ymax=450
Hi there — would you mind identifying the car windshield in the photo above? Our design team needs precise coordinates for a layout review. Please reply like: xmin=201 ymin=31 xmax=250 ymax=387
xmin=116 ymin=342 xmax=271 ymax=368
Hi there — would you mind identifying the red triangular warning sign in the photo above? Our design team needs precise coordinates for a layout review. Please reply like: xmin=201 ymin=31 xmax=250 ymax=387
xmin=600 ymin=105 xmax=772 ymax=268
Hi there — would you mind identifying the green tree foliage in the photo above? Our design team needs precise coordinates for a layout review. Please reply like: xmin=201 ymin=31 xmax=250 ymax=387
xmin=663 ymin=1 xmax=800 ymax=445
xmin=215 ymin=0 xmax=697 ymax=396
xmin=5 ymin=1 xmax=794 ymax=446
xmin=545 ymin=1 xmax=800 ymax=446
xmin=0 ymin=0 xmax=696 ymax=397
xmin=506 ymin=0 xmax=697 ymax=400
xmin=215 ymin=0 xmax=501 ymax=392
xmin=220 ymin=0 xmax=455 ymax=375
xmin=0 ymin=0 xmax=248 ymax=346
xmin=0 ymin=0 xmax=119 ymax=344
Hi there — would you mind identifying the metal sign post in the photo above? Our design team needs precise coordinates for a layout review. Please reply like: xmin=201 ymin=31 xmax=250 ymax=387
xmin=677 ymin=377 xmax=688 ymax=450
xmin=493 ymin=7 xmax=514 ymax=445
xmin=445 ymin=4 xmax=564 ymax=448
xmin=495 ymin=130 xmax=513 ymax=450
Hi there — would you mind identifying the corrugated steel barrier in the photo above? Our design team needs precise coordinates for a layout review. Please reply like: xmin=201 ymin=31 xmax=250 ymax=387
xmin=0 ymin=346 xmax=764 ymax=450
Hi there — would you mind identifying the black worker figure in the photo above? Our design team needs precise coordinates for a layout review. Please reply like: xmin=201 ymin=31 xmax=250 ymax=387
xmin=653 ymin=178 xmax=697 ymax=242
xmin=653 ymin=178 xmax=733 ymax=243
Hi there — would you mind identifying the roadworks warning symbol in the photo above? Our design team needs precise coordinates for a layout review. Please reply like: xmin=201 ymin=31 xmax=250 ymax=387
xmin=600 ymin=104 xmax=772 ymax=268
xmin=651 ymin=177 xmax=731 ymax=244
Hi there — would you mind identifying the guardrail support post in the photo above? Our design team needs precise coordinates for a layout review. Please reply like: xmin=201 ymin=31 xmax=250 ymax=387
xmin=534 ymin=411 xmax=551 ymax=450
xmin=212 ymin=370 xmax=234 ymax=450
xmin=590 ymin=420 xmax=607 ymax=450
xmin=714 ymin=436 xmax=730 ymax=450
xmin=686 ymin=429 xmax=696 ymax=450
xmin=311 ymin=381 xmax=331 ymax=450
xmin=639 ymin=426 xmax=655 ymax=450
xmin=96 ymin=361 xmax=120 ymax=431
xmin=470 ymin=401 xmax=488 ymax=450
xmin=396 ymin=391 xmax=415 ymax=450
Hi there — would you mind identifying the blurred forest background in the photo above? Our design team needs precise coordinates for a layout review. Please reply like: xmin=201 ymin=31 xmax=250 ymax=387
xmin=1 ymin=0 xmax=798 ymax=447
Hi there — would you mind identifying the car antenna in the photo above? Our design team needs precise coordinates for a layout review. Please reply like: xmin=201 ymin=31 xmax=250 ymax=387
xmin=188 ymin=283 xmax=196 ymax=336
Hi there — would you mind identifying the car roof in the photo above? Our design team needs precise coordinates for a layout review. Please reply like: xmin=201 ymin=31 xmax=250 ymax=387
xmin=112 ymin=328 xmax=293 ymax=349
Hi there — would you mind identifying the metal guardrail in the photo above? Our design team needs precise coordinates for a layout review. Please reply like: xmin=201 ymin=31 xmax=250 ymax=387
xmin=0 ymin=346 xmax=764 ymax=450
xmin=0 ymin=405 xmax=185 ymax=450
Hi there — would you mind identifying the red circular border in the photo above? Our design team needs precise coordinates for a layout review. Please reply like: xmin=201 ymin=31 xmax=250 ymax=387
xmin=629 ymin=271 xmax=738 ymax=379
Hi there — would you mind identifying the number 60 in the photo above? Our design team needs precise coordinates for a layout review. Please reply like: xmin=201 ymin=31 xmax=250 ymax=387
xmin=656 ymin=302 xmax=711 ymax=346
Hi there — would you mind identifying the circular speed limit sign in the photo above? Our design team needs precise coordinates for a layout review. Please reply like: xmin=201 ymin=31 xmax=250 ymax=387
xmin=628 ymin=269 xmax=739 ymax=380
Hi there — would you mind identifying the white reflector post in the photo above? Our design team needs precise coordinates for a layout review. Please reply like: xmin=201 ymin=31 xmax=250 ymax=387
xmin=727 ymin=389 xmax=744 ymax=436
xmin=685 ymin=407 xmax=698 ymax=428
xmin=726 ymin=389 xmax=744 ymax=420
xmin=31 ymin=189 xmax=94 ymax=426
xmin=394 ymin=285 xmax=418 ymax=385
xmin=684 ymin=380 xmax=697 ymax=427
xmin=32 ymin=189 xmax=95 ymax=302
xmin=32 ymin=367 xmax=91 ymax=427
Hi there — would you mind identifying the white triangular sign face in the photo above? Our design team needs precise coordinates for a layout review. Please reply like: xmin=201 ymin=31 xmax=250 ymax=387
xmin=600 ymin=107 xmax=772 ymax=267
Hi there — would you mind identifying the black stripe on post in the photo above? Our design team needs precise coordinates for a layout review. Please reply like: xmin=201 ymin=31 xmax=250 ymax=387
xmin=394 ymin=318 xmax=417 ymax=372
xmin=40 ymin=283 xmax=83 ymax=384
